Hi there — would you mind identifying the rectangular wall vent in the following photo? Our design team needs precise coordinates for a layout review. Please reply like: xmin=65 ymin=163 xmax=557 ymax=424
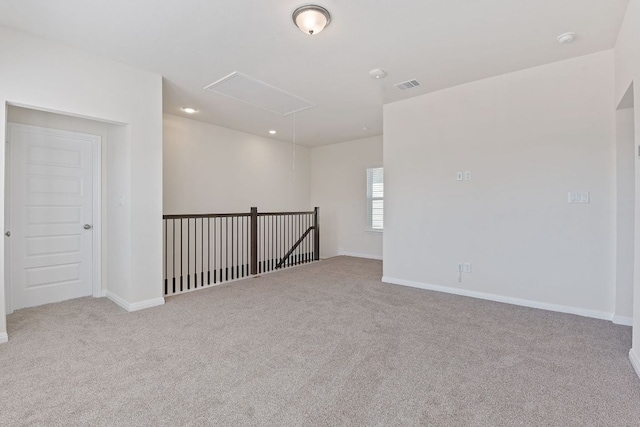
xmin=204 ymin=72 xmax=316 ymax=116
xmin=394 ymin=79 xmax=421 ymax=90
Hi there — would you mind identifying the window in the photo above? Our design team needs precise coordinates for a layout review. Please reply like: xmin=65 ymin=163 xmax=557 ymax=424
xmin=367 ymin=167 xmax=384 ymax=231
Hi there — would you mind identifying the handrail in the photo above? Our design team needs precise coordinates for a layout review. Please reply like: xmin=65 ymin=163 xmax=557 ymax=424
xmin=258 ymin=211 xmax=315 ymax=216
xmin=276 ymin=226 xmax=314 ymax=269
xmin=163 ymin=212 xmax=251 ymax=219
xmin=163 ymin=210 xmax=315 ymax=219
xmin=162 ymin=207 xmax=320 ymax=296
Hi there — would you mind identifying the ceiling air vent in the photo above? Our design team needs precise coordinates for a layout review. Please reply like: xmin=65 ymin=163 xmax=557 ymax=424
xmin=394 ymin=79 xmax=421 ymax=90
xmin=204 ymin=72 xmax=315 ymax=116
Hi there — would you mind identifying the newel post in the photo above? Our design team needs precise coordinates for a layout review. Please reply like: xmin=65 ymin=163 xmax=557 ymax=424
xmin=250 ymin=207 xmax=258 ymax=275
xmin=313 ymin=206 xmax=320 ymax=261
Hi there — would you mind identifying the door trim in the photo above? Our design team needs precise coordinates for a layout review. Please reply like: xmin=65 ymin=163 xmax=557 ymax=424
xmin=5 ymin=123 xmax=102 ymax=311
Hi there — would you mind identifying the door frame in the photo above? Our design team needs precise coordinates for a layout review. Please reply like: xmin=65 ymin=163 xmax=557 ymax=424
xmin=5 ymin=123 xmax=102 ymax=313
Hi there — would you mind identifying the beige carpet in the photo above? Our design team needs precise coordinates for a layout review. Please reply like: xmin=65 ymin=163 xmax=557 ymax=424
xmin=1 ymin=256 xmax=639 ymax=426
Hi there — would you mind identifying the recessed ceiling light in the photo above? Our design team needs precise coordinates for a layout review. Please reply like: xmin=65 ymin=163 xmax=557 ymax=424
xmin=362 ymin=126 xmax=370 ymax=131
xmin=269 ymin=130 xmax=277 ymax=135
xmin=369 ymin=69 xmax=387 ymax=79
xmin=557 ymin=32 xmax=576 ymax=44
xmin=182 ymin=107 xmax=197 ymax=114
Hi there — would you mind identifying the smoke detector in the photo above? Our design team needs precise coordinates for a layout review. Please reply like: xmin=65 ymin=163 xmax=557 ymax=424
xmin=557 ymin=32 xmax=576 ymax=44
xmin=369 ymin=69 xmax=387 ymax=79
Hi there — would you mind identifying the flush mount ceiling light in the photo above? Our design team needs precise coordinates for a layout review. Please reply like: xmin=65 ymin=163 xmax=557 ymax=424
xmin=182 ymin=107 xmax=198 ymax=114
xmin=368 ymin=69 xmax=387 ymax=79
xmin=557 ymin=32 xmax=576 ymax=44
xmin=292 ymin=5 xmax=331 ymax=35
xmin=269 ymin=130 xmax=277 ymax=135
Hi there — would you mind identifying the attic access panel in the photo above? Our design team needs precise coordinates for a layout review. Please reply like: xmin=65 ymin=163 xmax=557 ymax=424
xmin=204 ymin=72 xmax=316 ymax=116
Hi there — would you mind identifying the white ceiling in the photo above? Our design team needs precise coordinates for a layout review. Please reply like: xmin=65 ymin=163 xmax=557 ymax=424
xmin=0 ymin=0 xmax=630 ymax=146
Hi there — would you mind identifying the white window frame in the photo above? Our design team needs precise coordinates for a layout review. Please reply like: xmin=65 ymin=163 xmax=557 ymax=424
xmin=367 ymin=166 xmax=384 ymax=233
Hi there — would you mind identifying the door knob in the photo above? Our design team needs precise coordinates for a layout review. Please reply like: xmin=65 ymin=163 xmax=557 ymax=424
xmin=83 ymin=224 xmax=93 ymax=230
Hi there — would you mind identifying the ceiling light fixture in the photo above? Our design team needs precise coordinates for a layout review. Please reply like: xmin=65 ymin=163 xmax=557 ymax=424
xmin=182 ymin=107 xmax=197 ymax=114
xmin=557 ymin=32 xmax=576 ymax=44
xmin=269 ymin=130 xmax=277 ymax=135
xmin=292 ymin=5 xmax=331 ymax=35
xmin=369 ymin=69 xmax=387 ymax=79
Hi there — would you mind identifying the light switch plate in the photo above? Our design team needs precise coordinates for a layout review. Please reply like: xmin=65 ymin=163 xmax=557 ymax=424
xmin=568 ymin=191 xmax=590 ymax=204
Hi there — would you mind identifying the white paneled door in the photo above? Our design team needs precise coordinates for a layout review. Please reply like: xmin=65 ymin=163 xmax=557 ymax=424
xmin=8 ymin=123 xmax=99 ymax=310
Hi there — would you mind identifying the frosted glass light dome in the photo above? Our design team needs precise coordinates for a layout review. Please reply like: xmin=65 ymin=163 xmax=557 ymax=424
xmin=292 ymin=5 xmax=331 ymax=35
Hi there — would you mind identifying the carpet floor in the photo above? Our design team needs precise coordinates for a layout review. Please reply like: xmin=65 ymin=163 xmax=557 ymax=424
xmin=1 ymin=256 xmax=639 ymax=426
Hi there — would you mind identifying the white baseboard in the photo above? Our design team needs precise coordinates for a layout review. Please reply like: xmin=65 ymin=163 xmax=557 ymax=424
xmin=106 ymin=291 xmax=165 ymax=312
xmin=106 ymin=291 xmax=130 ymax=311
xmin=630 ymin=349 xmax=640 ymax=380
xmin=339 ymin=251 xmax=383 ymax=260
xmin=381 ymin=276 xmax=614 ymax=322
xmin=128 ymin=297 xmax=165 ymax=311
xmin=0 ymin=332 xmax=8 ymax=344
xmin=612 ymin=315 xmax=633 ymax=326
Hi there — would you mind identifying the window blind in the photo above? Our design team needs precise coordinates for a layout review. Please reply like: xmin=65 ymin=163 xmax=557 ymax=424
xmin=367 ymin=167 xmax=384 ymax=231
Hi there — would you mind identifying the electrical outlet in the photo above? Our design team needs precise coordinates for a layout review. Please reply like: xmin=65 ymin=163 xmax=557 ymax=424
xmin=463 ymin=263 xmax=472 ymax=273
xmin=464 ymin=171 xmax=472 ymax=181
xmin=457 ymin=262 xmax=463 ymax=272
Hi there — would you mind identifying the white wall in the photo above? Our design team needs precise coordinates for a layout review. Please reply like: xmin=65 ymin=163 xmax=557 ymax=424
xmin=0 ymin=26 xmax=164 ymax=339
xmin=105 ymin=124 xmax=133 ymax=304
xmin=7 ymin=105 xmax=111 ymax=136
xmin=310 ymin=136 xmax=383 ymax=259
xmin=615 ymin=108 xmax=635 ymax=322
xmin=163 ymin=113 xmax=310 ymax=214
xmin=615 ymin=0 xmax=640 ymax=376
xmin=383 ymin=51 xmax=617 ymax=320
xmin=615 ymin=1 xmax=640 ymax=105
